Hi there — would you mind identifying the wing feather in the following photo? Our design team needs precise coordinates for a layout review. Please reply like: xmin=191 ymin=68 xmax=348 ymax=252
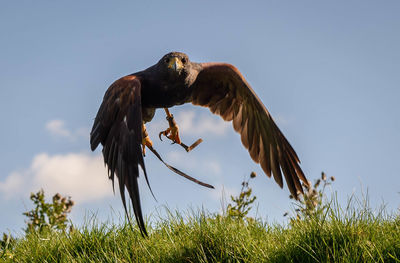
xmin=190 ymin=63 xmax=308 ymax=198
xmin=90 ymin=75 xmax=148 ymax=236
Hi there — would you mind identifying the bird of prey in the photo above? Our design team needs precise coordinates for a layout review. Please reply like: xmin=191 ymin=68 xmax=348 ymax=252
xmin=90 ymin=52 xmax=309 ymax=236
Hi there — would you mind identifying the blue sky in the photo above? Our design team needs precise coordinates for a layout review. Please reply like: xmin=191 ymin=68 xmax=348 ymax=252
xmin=1 ymin=1 xmax=399 ymax=235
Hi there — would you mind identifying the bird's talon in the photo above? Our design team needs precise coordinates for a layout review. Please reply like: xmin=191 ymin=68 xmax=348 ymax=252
xmin=159 ymin=125 xmax=181 ymax=144
xmin=159 ymin=128 xmax=171 ymax=141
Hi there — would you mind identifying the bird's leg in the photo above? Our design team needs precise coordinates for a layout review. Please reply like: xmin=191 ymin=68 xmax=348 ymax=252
xmin=159 ymin=108 xmax=181 ymax=144
xmin=159 ymin=108 xmax=203 ymax=152
xmin=141 ymin=123 xmax=153 ymax=156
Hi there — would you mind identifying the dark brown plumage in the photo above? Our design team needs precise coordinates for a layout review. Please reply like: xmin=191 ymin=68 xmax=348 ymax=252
xmin=90 ymin=52 xmax=309 ymax=236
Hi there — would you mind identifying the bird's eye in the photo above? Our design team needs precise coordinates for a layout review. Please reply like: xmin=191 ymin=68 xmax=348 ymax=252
xmin=181 ymin=58 xmax=187 ymax=64
xmin=165 ymin=58 xmax=169 ymax=63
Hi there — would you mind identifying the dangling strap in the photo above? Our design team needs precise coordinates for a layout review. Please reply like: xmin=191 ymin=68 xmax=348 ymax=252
xmin=147 ymin=145 xmax=214 ymax=189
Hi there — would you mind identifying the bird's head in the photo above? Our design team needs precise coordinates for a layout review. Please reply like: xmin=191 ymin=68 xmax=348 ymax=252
xmin=156 ymin=52 xmax=201 ymax=87
xmin=160 ymin=52 xmax=189 ymax=75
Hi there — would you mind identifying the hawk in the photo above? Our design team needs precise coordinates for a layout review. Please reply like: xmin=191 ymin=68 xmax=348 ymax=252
xmin=90 ymin=52 xmax=308 ymax=236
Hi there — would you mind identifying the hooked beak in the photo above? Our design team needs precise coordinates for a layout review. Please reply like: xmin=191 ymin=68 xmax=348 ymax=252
xmin=168 ymin=57 xmax=183 ymax=72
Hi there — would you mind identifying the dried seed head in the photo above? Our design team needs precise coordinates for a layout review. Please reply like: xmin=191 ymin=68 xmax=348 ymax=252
xmin=321 ymin=172 xmax=327 ymax=181
xmin=330 ymin=176 xmax=335 ymax=181
xmin=250 ymin=171 xmax=257 ymax=178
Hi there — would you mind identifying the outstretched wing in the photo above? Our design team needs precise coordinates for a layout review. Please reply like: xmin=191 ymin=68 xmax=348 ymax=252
xmin=190 ymin=63 xmax=309 ymax=198
xmin=90 ymin=75 xmax=148 ymax=236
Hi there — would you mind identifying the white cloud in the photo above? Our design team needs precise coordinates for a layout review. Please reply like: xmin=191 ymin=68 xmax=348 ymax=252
xmin=45 ymin=119 xmax=89 ymax=141
xmin=0 ymin=152 xmax=112 ymax=203
xmin=176 ymin=111 xmax=230 ymax=136
xmin=46 ymin=120 xmax=71 ymax=138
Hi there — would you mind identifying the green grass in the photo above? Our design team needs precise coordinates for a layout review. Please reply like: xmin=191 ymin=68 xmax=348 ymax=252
xmin=2 ymin=202 xmax=399 ymax=262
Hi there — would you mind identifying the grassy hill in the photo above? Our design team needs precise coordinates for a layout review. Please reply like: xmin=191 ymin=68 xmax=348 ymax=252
xmin=1 ymin=205 xmax=399 ymax=262
xmin=1 ymin=174 xmax=399 ymax=262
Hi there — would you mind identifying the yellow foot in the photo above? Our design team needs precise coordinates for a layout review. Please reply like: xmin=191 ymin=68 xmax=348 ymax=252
xmin=158 ymin=125 xmax=181 ymax=144
xmin=158 ymin=109 xmax=181 ymax=144
xmin=142 ymin=124 xmax=153 ymax=156
xmin=158 ymin=108 xmax=203 ymax=153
